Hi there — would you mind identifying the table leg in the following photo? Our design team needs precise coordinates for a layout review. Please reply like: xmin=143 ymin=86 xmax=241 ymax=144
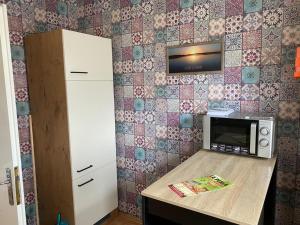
xmin=263 ymin=161 xmax=277 ymax=225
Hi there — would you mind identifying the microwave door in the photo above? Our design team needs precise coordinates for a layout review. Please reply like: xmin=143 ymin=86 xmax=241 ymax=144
xmin=250 ymin=122 xmax=257 ymax=155
xmin=209 ymin=118 xmax=257 ymax=154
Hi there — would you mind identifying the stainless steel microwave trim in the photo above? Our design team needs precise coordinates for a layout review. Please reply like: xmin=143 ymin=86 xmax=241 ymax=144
xmin=212 ymin=112 xmax=275 ymax=121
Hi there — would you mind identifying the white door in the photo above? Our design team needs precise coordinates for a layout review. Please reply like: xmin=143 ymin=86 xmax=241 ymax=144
xmin=0 ymin=4 xmax=26 ymax=225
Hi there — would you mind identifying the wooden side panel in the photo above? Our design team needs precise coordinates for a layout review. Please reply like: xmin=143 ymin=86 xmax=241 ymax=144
xmin=25 ymin=30 xmax=75 ymax=225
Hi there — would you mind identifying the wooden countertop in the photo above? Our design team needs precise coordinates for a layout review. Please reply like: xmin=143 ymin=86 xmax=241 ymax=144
xmin=142 ymin=149 xmax=277 ymax=225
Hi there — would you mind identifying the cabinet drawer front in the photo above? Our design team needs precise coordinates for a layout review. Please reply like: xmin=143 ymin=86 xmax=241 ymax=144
xmin=73 ymin=164 xmax=118 ymax=225
xmin=62 ymin=30 xmax=113 ymax=81
xmin=66 ymin=81 xmax=116 ymax=180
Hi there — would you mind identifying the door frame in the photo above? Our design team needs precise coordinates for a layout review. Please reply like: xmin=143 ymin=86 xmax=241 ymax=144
xmin=0 ymin=4 xmax=26 ymax=225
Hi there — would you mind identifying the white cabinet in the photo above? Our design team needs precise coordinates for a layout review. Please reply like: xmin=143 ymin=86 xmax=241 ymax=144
xmin=62 ymin=30 xmax=113 ymax=81
xmin=25 ymin=29 xmax=118 ymax=225
xmin=66 ymin=81 xmax=116 ymax=180
xmin=73 ymin=163 xmax=118 ymax=225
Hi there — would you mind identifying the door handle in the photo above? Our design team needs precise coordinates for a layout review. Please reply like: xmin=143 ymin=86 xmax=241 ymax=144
xmin=0 ymin=180 xmax=10 ymax=185
xmin=70 ymin=71 xmax=88 ymax=74
xmin=77 ymin=165 xmax=93 ymax=173
xmin=0 ymin=179 xmax=10 ymax=185
xmin=78 ymin=178 xmax=94 ymax=187
xmin=0 ymin=168 xmax=14 ymax=205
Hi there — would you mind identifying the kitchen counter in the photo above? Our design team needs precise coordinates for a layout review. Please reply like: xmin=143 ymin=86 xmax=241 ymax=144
xmin=142 ymin=149 xmax=277 ymax=225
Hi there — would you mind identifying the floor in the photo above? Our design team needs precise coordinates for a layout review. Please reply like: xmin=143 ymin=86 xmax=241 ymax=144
xmin=101 ymin=211 xmax=142 ymax=225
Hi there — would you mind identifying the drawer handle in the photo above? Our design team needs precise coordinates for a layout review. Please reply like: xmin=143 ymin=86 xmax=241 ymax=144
xmin=70 ymin=71 xmax=88 ymax=74
xmin=78 ymin=178 xmax=94 ymax=187
xmin=77 ymin=165 xmax=93 ymax=173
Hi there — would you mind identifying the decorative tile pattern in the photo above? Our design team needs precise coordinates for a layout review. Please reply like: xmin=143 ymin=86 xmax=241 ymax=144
xmin=261 ymin=47 xmax=281 ymax=65
xmin=208 ymin=18 xmax=225 ymax=37
xmin=180 ymin=0 xmax=193 ymax=8
xmin=241 ymin=100 xmax=259 ymax=112
xmin=260 ymin=65 xmax=281 ymax=83
xmin=180 ymin=100 xmax=194 ymax=113
xmin=260 ymin=100 xmax=279 ymax=114
xmin=243 ymin=12 xmax=262 ymax=31
xmin=282 ymin=25 xmax=300 ymax=45
xmin=224 ymin=84 xmax=241 ymax=100
xmin=242 ymin=49 xmax=261 ymax=66
xmin=282 ymin=46 xmax=296 ymax=64
xmin=194 ymin=4 xmax=209 ymax=21
xmin=279 ymin=101 xmax=300 ymax=120
xmin=194 ymin=83 xmax=208 ymax=99
xmin=194 ymin=100 xmax=208 ymax=114
xmin=180 ymin=114 xmax=193 ymax=128
xmin=283 ymin=5 xmax=300 ymax=26
xmin=278 ymin=120 xmax=299 ymax=138
xmin=242 ymin=66 xmax=260 ymax=84
xmin=281 ymin=64 xmax=297 ymax=82
xmin=224 ymin=67 xmax=242 ymax=83
xmin=262 ymin=27 xmax=282 ymax=47
xmin=180 ymin=23 xmax=194 ymax=40
xmin=241 ymin=84 xmax=260 ymax=100
xmin=208 ymin=84 xmax=224 ymax=101
xmin=167 ymin=11 xmax=179 ymax=26
xmin=263 ymin=0 xmax=283 ymax=9
xmin=244 ymin=0 xmax=262 ymax=13
xmin=180 ymin=8 xmax=193 ymax=24
xmin=10 ymin=0 xmax=300 ymax=223
xmin=263 ymin=8 xmax=283 ymax=28
xmin=226 ymin=16 xmax=243 ymax=35
xmin=243 ymin=30 xmax=262 ymax=49
xmin=194 ymin=20 xmax=209 ymax=41
xmin=225 ymin=0 xmax=243 ymax=16
xmin=225 ymin=50 xmax=242 ymax=67
xmin=167 ymin=0 xmax=180 ymax=11
xmin=209 ymin=0 xmax=225 ymax=19
xmin=260 ymin=83 xmax=280 ymax=101
xmin=279 ymin=83 xmax=300 ymax=101
xmin=225 ymin=33 xmax=242 ymax=50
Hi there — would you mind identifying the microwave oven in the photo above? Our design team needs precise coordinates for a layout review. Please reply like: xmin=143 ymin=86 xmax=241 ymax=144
xmin=203 ymin=113 xmax=276 ymax=158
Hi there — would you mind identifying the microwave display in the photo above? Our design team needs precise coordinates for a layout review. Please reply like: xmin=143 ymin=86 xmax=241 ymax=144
xmin=210 ymin=118 xmax=257 ymax=149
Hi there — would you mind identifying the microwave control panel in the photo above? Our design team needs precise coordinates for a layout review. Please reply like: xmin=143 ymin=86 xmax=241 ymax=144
xmin=210 ymin=143 xmax=250 ymax=155
xmin=257 ymin=120 xmax=274 ymax=158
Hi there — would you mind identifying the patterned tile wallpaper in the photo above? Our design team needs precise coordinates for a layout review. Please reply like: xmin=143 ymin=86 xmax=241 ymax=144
xmin=3 ymin=0 xmax=300 ymax=224
xmin=81 ymin=0 xmax=300 ymax=224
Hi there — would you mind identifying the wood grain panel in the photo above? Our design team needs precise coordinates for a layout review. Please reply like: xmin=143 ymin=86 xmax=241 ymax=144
xmin=142 ymin=150 xmax=277 ymax=225
xmin=29 ymin=115 xmax=40 ymax=225
xmin=25 ymin=30 xmax=75 ymax=225
xmin=102 ymin=211 xmax=141 ymax=225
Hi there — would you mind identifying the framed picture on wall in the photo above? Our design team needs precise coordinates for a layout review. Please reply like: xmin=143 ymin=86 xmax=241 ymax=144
xmin=167 ymin=41 xmax=224 ymax=75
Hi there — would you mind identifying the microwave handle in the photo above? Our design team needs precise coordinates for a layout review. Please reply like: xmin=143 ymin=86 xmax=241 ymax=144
xmin=203 ymin=116 xmax=211 ymax=149
xmin=250 ymin=123 xmax=257 ymax=155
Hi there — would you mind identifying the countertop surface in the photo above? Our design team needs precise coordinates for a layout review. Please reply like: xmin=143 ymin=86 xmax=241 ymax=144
xmin=142 ymin=149 xmax=277 ymax=225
